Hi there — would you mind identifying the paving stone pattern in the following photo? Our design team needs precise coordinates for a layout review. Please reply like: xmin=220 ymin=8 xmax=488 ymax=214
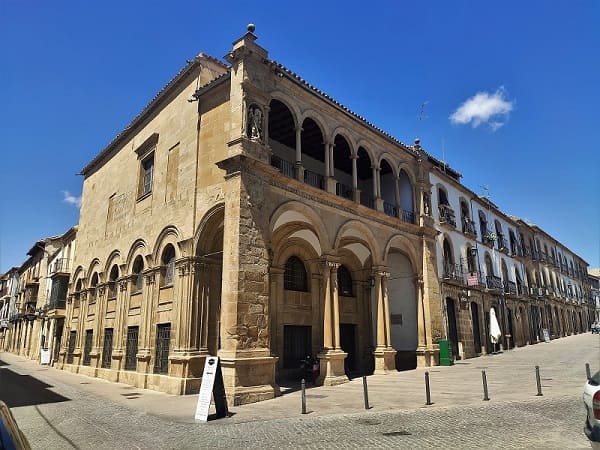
xmin=2 ymin=333 xmax=598 ymax=449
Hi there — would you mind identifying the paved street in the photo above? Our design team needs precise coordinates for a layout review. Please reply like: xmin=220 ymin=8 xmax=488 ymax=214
xmin=1 ymin=332 xmax=598 ymax=449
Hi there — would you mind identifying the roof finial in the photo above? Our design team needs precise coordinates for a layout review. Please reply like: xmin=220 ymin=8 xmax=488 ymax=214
xmin=247 ymin=23 xmax=256 ymax=33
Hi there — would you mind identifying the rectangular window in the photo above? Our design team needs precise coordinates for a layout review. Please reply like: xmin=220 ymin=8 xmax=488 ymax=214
xmin=125 ymin=326 xmax=139 ymax=371
xmin=83 ymin=330 xmax=93 ymax=366
xmin=67 ymin=330 xmax=76 ymax=364
xmin=101 ymin=328 xmax=113 ymax=369
xmin=154 ymin=323 xmax=171 ymax=374
xmin=138 ymin=153 xmax=154 ymax=197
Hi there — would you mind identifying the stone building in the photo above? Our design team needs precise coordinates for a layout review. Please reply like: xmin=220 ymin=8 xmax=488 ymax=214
xmin=430 ymin=166 xmax=589 ymax=360
xmin=54 ymin=26 xmax=445 ymax=406
xmin=1 ymin=26 xmax=589 ymax=407
xmin=0 ymin=268 xmax=19 ymax=350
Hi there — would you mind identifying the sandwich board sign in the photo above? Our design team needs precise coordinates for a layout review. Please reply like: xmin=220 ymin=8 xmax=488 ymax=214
xmin=194 ymin=356 xmax=228 ymax=422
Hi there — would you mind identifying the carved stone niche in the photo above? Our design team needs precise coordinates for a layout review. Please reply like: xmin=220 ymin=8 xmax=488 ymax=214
xmin=246 ymin=103 xmax=264 ymax=142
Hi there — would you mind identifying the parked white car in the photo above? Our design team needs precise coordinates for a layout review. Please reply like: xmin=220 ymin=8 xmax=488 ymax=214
xmin=583 ymin=371 xmax=600 ymax=443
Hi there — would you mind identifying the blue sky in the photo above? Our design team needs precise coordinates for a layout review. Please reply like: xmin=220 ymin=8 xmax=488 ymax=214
xmin=1 ymin=1 xmax=598 ymax=272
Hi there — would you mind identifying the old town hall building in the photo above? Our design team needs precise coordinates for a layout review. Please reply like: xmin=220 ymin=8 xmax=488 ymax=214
xmin=1 ymin=26 xmax=592 ymax=406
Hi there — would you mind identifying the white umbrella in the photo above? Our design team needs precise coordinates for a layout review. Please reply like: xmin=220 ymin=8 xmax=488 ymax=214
xmin=489 ymin=307 xmax=502 ymax=344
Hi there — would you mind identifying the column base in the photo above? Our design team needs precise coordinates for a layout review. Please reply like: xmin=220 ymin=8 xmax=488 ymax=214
xmin=219 ymin=354 xmax=281 ymax=406
xmin=317 ymin=350 xmax=348 ymax=385
xmin=416 ymin=346 xmax=438 ymax=367
xmin=373 ymin=347 xmax=396 ymax=374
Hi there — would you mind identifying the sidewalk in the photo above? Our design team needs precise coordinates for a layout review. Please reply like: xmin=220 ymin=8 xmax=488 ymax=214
xmin=1 ymin=332 xmax=598 ymax=425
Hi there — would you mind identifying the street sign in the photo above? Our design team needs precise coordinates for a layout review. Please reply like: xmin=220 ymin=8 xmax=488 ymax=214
xmin=194 ymin=356 xmax=228 ymax=422
xmin=40 ymin=349 xmax=51 ymax=365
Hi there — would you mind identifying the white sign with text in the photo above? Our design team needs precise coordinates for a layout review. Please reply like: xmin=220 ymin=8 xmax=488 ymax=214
xmin=194 ymin=356 xmax=219 ymax=422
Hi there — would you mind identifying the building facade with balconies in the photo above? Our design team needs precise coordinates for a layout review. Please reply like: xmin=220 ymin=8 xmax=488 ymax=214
xmin=54 ymin=26 xmax=445 ymax=406
xmin=0 ymin=268 xmax=20 ymax=350
xmin=430 ymin=164 xmax=590 ymax=362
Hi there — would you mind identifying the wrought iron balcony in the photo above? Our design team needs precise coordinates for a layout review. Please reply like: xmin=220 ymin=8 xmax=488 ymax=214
xmin=270 ymin=155 xmax=295 ymax=178
xmin=303 ymin=169 xmax=325 ymax=190
xmin=496 ymin=234 xmax=508 ymax=252
xmin=336 ymin=182 xmax=353 ymax=200
xmin=360 ymin=194 xmax=375 ymax=209
xmin=384 ymin=201 xmax=397 ymax=218
xmin=481 ymin=228 xmax=496 ymax=246
xmin=49 ymin=258 xmax=70 ymax=276
xmin=47 ymin=299 xmax=66 ymax=310
xmin=438 ymin=204 xmax=456 ymax=227
xmin=504 ymin=280 xmax=517 ymax=295
xmin=443 ymin=263 xmax=465 ymax=284
xmin=400 ymin=209 xmax=415 ymax=224
xmin=539 ymin=252 xmax=548 ymax=263
xmin=461 ymin=218 xmax=476 ymax=236
xmin=486 ymin=275 xmax=503 ymax=291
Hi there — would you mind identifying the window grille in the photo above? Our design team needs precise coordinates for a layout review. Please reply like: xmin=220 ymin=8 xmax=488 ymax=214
xmin=337 ymin=266 xmax=353 ymax=297
xmin=101 ymin=328 xmax=113 ymax=369
xmin=284 ymin=256 xmax=308 ymax=292
xmin=83 ymin=330 xmax=93 ymax=366
xmin=67 ymin=330 xmax=76 ymax=364
xmin=154 ymin=323 xmax=171 ymax=374
xmin=125 ymin=326 xmax=139 ymax=371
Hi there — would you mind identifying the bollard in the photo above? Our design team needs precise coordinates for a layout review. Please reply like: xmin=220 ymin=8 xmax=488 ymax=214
xmin=482 ymin=370 xmax=490 ymax=401
xmin=362 ymin=375 xmax=370 ymax=410
xmin=425 ymin=371 xmax=432 ymax=405
xmin=586 ymin=363 xmax=591 ymax=380
xmin=535 ymin=366 xmax=543 ymax=396
xmin=301 ymin=378 xmax=307 ymax=414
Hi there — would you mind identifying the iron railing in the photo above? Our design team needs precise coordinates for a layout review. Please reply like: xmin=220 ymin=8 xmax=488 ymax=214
xmin=360 ymin=194 xmax=375 ymax=209
xmin=443 ymin=263 xmax=465 ymax=283
xmin=401 ymin=209 xmax=415 ymax=224
xmin=336 ymin=182 xmax=353 ymax=200
xmin=124 ymin=326 xmax=139 ymax=371
xmin=101 ymin=328 xmax=113 ymax=369
xmin=438 ymin=205 xmax=456 ymax=227
xmin=154 ymin=323 xmax=171 ymax=374
xmin=383 ymin=201 xmax=397 ymax=218
xmin=49 ymin=258 xmax=70 ymax=275
xmin=461 ymin=218 xmax=476 ymax=235
xmin=486 ymin=275 xmax=503 ymax=290
xmin=271 ymin=155 xmax=295 ymax=178
xmin=303 ymin=169 xmax=325 ymax=190
xmin=504 ymin=280 xmax=517 ymax=295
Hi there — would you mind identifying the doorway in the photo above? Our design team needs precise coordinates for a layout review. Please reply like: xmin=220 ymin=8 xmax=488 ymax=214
xmin=340 ymin=323 xmax=357 ymax=375
xmin=446 ymin=298 xmax=459 ymax=358
xmin=471 ymin=302 xmax=481 ymax=354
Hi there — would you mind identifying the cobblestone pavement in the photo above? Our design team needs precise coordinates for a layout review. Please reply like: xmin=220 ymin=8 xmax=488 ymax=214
xmin=2 ymin=332 xmax=598 ymax=449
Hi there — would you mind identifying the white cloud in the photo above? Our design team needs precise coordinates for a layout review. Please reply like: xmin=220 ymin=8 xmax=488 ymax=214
xmin=62 ymin=190 xmax=82 ymax=208
xmin=450 ymin=87 xmax=514 ymax=131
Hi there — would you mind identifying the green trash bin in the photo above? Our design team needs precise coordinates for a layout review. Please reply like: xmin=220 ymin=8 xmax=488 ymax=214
xmin=439 ymin=339 xmax=454 ymax=366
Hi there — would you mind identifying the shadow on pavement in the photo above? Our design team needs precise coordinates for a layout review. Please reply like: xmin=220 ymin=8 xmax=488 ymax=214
xmin=0 ymin=364 xmax=70 ymax=408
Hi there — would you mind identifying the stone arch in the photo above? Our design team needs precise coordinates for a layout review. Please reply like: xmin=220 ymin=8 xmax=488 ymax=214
xmin=377 ymin=153 xmax=398 ymax=176
xmin=103 ymin=250 xmax=121 ymax=278
xmin=270 ymin=201 xmax=331 ymax=253
xmin=299 ymin=109 xmax=328 ymax=138
xmin=330 ymin=126 xmax=357 ymax=151
xmin=152 ymin=225 xmax=181 ymax=263
xmin=383 ymin=235 xmax=419 ymax=271
xmin=334 ymin=220 xmax=382 ymax=266
xmin=269 ymin=91 xmax=301 ymax=127
xmin=195 ymin=203 xmax=225 ymax=257
xmin=125 ymin=239 xmax=150 ymax=273
xmin=71 ymin=265 xmax=86 ymax=289
xmin=354 ymin=140 xmax=376 ymax=161
xmin=86 ymin=258 xmax=102 ymax=283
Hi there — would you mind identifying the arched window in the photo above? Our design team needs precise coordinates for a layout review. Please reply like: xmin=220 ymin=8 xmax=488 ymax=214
xmin=108 ymin=264 xmax=119 ymax=298
xmin=90 ymin=272 xmax=99 ymax=302
xmin=161 ymin=245 xmax=176 ymax=287
xmin=337 ymin=265 xmax=353 ymax=297
xmin=442 ymin=238 xmax=455 ymax=278
xmin=284 ymin=256 xmax=308 ymax=292
xmin=466 ymin=246 xmax=478 ymax=273
xmin=132 ymin=256 xmax=144 ymax=293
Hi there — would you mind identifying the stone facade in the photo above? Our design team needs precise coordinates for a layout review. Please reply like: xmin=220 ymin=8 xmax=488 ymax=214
xmin=1 ymin=26 xmax=593 ymax=406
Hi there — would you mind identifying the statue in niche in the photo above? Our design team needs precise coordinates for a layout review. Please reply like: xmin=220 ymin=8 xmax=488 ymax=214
xmin=248 ymin=105 xmax=263 ymax=141
xmin=423 ymin=192 xmax=431 ymax=216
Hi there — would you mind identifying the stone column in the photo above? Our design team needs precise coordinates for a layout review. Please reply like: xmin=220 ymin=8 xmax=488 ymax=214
xmin=317 ymin=260 xmax=347 ymax=386
xmin=324 ymin=142 xmax=331 ymax=178
xmin=136 ymin=269 xmax=157 ymax=379
xmin=351 ymin=155 xmax=360 ymax=203
xmin=394 ymin=177 xmax=401 ymax=218
xmin=373 ymin=270 xmax=396 ymax=374
xmin=263 ymin=105 xmax=270 ymax=145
